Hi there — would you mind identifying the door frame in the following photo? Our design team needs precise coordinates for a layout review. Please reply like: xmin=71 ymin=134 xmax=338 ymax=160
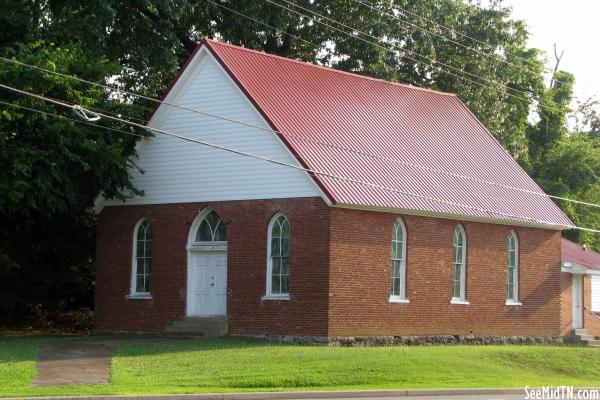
xmin=186 ymin=209 xmax=228 ymax=317
xmin=572 ymin=273 xmax=584 ymax=330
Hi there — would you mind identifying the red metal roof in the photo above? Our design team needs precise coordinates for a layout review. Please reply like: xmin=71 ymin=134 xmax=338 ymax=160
xmin=560 ymin=238 xmax=600 ymax=271
xmin=562 ymin=238 xmax=600 ymax=270
xmin=183 ymin=39 xmax=574 ymax=228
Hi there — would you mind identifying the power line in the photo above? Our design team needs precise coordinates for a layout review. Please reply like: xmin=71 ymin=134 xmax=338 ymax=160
xmin=0 ymin=53 xmax=594 ymax=209
xmin=0 ymin=99 xmax=146 ymax=138
xmin=265 ymin=0 xmax=569 ymax=115
xmin=347 ymin=0 xmax=569 ymax=86
xmin=2 ymin=82 xmax=597 ymax=233
xmin=354 ymin=0 xmax=546 ymax=72
xmin=206 ymin=0 xmax=569 ymax=137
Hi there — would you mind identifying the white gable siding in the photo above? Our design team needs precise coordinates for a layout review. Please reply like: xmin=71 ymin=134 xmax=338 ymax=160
xmin=592 ymin=275 xmax=600 ymax=312
xmin=105 ymin=48 xmax=321 ymax=207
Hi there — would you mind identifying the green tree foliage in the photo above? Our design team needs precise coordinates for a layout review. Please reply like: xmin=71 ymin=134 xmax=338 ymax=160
xmin=527 ymin=70 xmax=575 ymax=164
xmin=0 ymin=40 xmax=147 ymax=324
xmin=39 ymin=0 xmax=546 ymax=159
xmin=536 ymin=135 xmax=600 ymax=250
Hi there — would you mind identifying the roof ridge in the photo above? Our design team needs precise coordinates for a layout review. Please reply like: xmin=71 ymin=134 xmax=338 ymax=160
xmin=203 ymin=38 xmax=456 ymax=97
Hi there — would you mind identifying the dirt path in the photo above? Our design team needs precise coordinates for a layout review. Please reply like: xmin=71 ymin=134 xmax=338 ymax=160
xmin=31 ymin=338 xmax=154 ymax=387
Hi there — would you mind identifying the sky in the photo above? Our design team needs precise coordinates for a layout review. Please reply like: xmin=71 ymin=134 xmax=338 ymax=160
xmin=502 ymin=0 xmax=600 ymax=102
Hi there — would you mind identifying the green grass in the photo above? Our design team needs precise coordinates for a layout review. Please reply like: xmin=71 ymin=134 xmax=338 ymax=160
xmin=2 ymin=336 xmax=600 ymax=397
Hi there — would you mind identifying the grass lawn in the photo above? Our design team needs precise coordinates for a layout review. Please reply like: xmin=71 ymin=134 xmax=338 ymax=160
xmin=1 ymin=335 xmax=600 ymax=397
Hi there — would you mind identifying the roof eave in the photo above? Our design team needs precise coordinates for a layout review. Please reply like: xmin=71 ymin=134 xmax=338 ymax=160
xmin=334 ymin=203 xmax=574 ymax=231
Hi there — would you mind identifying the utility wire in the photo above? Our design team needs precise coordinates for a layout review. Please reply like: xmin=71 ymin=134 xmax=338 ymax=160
xmin=2 ymin=82 xmax=597 ymax=233
xmin=0 ymin=99 xmax=146 ymax=138
xmin=265 ymin=0 xmax=568 ymax=115
xmin=347 ymin=0 xmax=568 ymax=85
xmin=354 ymin=0 xmax=547 ymax=72
xmin=0 ymin=54 xmax=594 ymax=209
xmin=206 ymin=0 xmax=563 ymax=145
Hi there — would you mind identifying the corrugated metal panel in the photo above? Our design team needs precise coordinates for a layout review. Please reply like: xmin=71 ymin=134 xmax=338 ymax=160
xmin=196 ymin=39 xmax=573 ymax=228
xmin=562 ymin=238 xmax=600 ymax=270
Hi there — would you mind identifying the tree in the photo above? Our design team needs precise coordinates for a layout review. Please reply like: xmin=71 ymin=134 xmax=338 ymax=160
xmin=0 ymin=40 xmax=147 ymax=325
xmin=537 ymin=135 xmax=600 ymax=250
xmin=38 ymin=0 xmax=546 ymax=161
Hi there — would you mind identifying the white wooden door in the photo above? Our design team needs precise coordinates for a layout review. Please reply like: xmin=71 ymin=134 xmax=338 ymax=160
xmin=188 ymin=251 xmax=227 ymax=316
xmin=573 ymin=274 xmax=583 ymax=329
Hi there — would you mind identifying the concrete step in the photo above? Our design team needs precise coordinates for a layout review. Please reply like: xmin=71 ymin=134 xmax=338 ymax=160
xmin=574 ymin=329 xmax=589 ymax=336
xmin=165 ymin=317 xmax=227 ymax=337
xmin=582 ymin=339 xmax=600 ymax=347
xmin=577 ymin=335 xmax=596 ymax=341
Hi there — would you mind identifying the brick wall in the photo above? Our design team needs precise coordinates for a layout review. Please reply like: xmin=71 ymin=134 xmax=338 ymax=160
xmin=560 ymin=273 xmax=600 ymax=337
xmin=95 ymin=197 xmax=330 ymax=335
xmin=560 ymin=272 xmax=573 ymax=336
xmin=96 ymin=200 xmax=564 ymax=337
xmin=327 ymin=208 xmax=563 ymax=337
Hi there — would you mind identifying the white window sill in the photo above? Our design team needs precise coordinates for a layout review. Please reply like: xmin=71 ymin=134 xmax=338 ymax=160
xmin=127 ymin=293 xmax=153 ymax=300
xmin=261 ymin=295 xmax=290 ymax=301
xmin=389 ymin=296 xmax=410 ymax=304
xmin=505 ymin=300 xmax=522 ymax=306
xmin=450 ymin=299 xmax=470 ymax=305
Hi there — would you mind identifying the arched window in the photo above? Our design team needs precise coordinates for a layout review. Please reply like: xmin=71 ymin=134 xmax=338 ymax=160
xmin=507 ymin=230 xmax=519 ymax=303
xmin=131 ymin=218 xmax=152 ymax=296
xmin=266 ymin=213 xmax=290 ymax=298
xmin=195 ymin=210 xmax=227 ymax=242
xmin=452 ymin=225 xmax=467 ymax=302
xmin=390 ymin=218 xmax=408 ymax=302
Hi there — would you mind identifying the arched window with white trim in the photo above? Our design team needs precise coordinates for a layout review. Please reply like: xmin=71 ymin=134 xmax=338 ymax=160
xmin=452 ymin=225 xmax=467 ymax=302
xmin=506 ymin=230 xmax=519 ymax=303
xmin=390 ymin=218 xmax=408 ymax=302
xmin=195 ymin=210 xmax=227 ymax=242
xmin=266 ymin=213 xmax=290 ymax=298
xmin=131 ymin=218 xmax=152 ymax=296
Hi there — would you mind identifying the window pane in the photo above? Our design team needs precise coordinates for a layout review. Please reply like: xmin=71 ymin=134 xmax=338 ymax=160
xmin=454 ymin=246 xmax=463 ymax=263
xmin=136 ymin=240 xmax=145 ymax=257
xmin=272 ymin=274 xmax=281 ymax=294
xmin=272 ymin=257 xmax=281 ymax=274
xmin=205 ymin=211 xmax=218 ymax=231
xmin=281 ymin=257 xmax=289 ymax=274
xmin=281 ymin=218 xmax=290 ymax=238
xmin=143 ymin=275 xmax=151 ymax=293
xmin=281 ymin=237 xmax=290 ymax=257
xmin=509 ymin=251 xmax=516 ymax=267
xmin=137 ymin=221 xmax=147 ymax=240
xmin=136 ymin=275 xmax=144 ymax=293
xmin=145 ymin=222 xmax=152 ymax=238
xmin=196 ymin=220 xmax=213 ymax=241
xmin=281 ymin=275 xmax=289 ymax=294
xmin=271 ymin=237 xmax=280 ymax=257
xmin=144 ymin=239 xmax=152 ymax=257
xmin=145 ymin=258 xmax=152 ymax=275
xmin=453 ymin=278 xmax=461 ymax=298
xmin=507 ymin=281 xmax=514 ymax=300
xmin=391 ymin=277 xmax=400 ymax=296
xmin=392 ymin=260 xmax=401 ymax=278
xmin=214 ymin=220 xmax=227 ymax=241
xmin=136 ymin=259 xmax=144 ymax=275
xmin=453 ymin=264 xmax=461 ymax=298
xmin=272 ymin=219 xmax=282 ymax=239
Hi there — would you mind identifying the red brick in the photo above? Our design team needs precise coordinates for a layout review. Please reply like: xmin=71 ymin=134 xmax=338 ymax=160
xmin=96 ymin=198 xmax=564 ymax=337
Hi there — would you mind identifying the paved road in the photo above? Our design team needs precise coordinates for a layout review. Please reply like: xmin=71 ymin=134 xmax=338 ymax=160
xmin=312 ymin=396 xmax=526 ymax=400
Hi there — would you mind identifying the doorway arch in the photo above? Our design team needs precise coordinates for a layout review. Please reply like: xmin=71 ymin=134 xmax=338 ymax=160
xmin=186 ymin=208 xmax=228 ymax=316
